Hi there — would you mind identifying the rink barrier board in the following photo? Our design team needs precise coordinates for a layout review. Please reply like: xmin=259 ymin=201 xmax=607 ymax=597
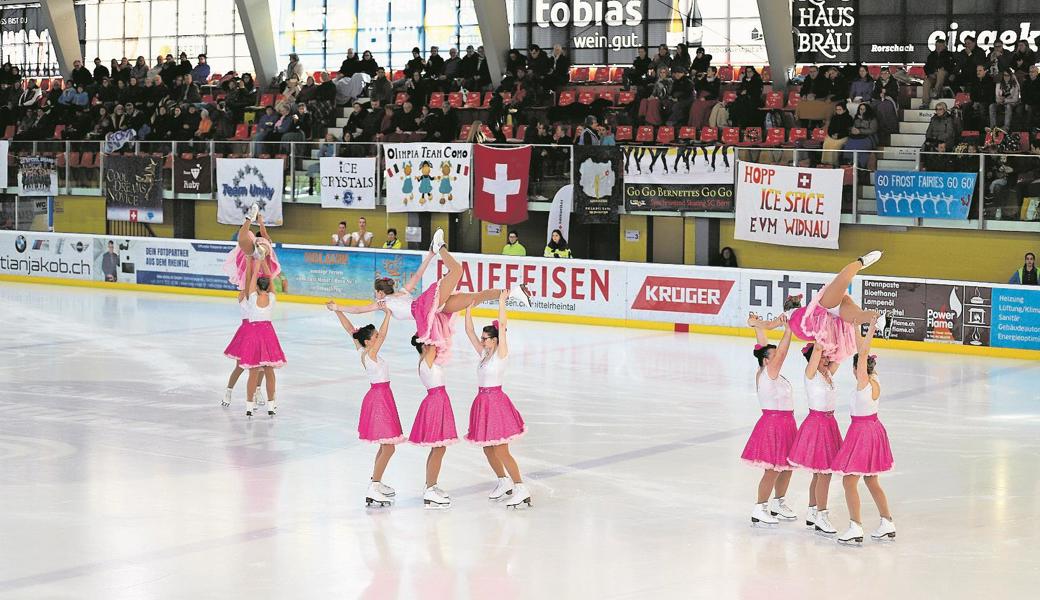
xmin=1 ymin=231 xmax=1037 ymax=360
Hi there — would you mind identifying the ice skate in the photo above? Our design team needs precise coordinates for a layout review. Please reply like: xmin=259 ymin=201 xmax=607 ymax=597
xmin=871 ymin=517 xmax=896 ymax=540
xmin=751 ymin=502 xmax=778 ymax=526
xmin=245 ymin=399 xmax=256 ymax=418
xmin=423 ymin=486 xmax=451 ymax=509
xmin=488 ymin=477 xmax=514 ymax=500
xmin=806 ymin=506 xmax=818 ymax=528
xmin=504 ymin=483 xmax=531 ymax=509
xmin=858 ymin=250 xmax=883 ymax=269
xmin=769 ymin=496 xmax=797 ymax=521
xmin=221 ymin=388 xmax=232 ymax=407
xmin=508 ymin=284 xmax=533 ymax=308
xmin=365 ymin=482 xmax=393 ymax=507
xmin=814 ymin=509 xmax=838 ymax=535
xmin=837 ymin=521 xmax=864 ymax=545
xmin=373 ymin=481 xmax=395 ymax=497
xmin=267 ymin=397 xmax=277 ymax=416
xmin=245 ymin=203 xmax=259 ymax=221
xmin=254 ymin=387 xmax=266 ymax=407
xmin=429 ymin=228 xmax=445 ymax=254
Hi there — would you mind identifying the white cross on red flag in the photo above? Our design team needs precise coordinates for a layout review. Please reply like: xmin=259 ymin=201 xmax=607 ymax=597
xmin=473 ymin=144 xmax=532 ymax=225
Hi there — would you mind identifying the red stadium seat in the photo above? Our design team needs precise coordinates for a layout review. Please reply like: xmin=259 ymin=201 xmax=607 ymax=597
xmin=593 ymin=66 xmax=609 ymax=82
xmin=2 ymin=125 xmax=14 ymax=140
xmin=762 ymin=66 xmax=772 ymax=82
xmin=954 ymin=92 xmax=971 ymax=107
xmin=448 ymin=92 xmax=464 ymax=108
xmin=867 ymin=65 xmax=882 ymax=79
xmin=599 ymin=91 xmax=616 ymax=104
xmin=570 ymin=67 xmax=589 ymax=83
xmin=635 ymin=125 xmax=655 ymax=143
xmin=618 ymin=90 xmax=636 ymax=105
xmin=718 ymin=65 xmax=733 ymax=82
xmin=53 ymin=124 xmax=65 ymax=140
xmin=615 ymin=125 xmax=633 ymax=142
xmin=699 ymin=127 xmax=718 ymax=144
xmin=258 ymin=93 xmax=274 ymax=106
xmin=678 ymin=126 xmax=698 ymax=140
xmin=558 ymin=90 xmax=576 ymax=106
xmin=721 ymin=127 xmax=740 ymax=145
xmin=458 ymin=124 xmax=471 ymax=141
xmin=578 ymin=91 xmax=595 ymax=105
xmin=501 ymin=124 xmax=513 ymax=139
xmin=811 ymin=127 xmax=826 ymax=142
xmin=609 ymin=67 xmax=624 ymax=83
xmin=786 ymin=127 xmax=808 ymax=146
xmin=428 ymin=92 xmax=444 ymax=108
xmin=907 ymin=65 xmax=926 ymax=79
xmin=231 ymin=123 xmax=249 ymax=140
xmin=787 ymin=90 xmax=802 ymax=109
xmin=513 ymin=125 xmax=527 ymax=141
xmin=656 ymin=126 xmax=675 ymax=145
xmin=763 ymin=91 xmax=784 ymax=110
xmin=764 ymin=127 xmax=786 ymax=146
xmin=392 ymin=70 xmax=405 ymax=81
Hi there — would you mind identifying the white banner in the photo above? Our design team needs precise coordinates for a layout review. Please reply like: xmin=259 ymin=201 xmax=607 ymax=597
xmin=734 ymin=161 xmax=843 ymax=249
xmin=547 ymin=184 xmax=574 ymax=244
xmin=18 ymin=156 xmax=58 ymax=197
xmin=0 ymin=231 xmax=94 ymax=280
xmin=91 ymin=237 xmax=235 ymax=288
xmin=0 ymin=141 xmax=8 ymax=188
xmin=383 ymin=143 xmax=471 ymax=213
xmin=216 ymin=158 xmax=284 ymax=226
xmin=319 ymin=157 xmax=377 ymax=209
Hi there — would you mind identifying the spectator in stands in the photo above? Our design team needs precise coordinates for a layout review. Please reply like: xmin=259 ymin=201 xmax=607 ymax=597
xmin=544 ymin=229 xmax=571 ymax=258
xmin=665 ymin=66 xmax=695 ymax=125
xmin=526 ymin=121 xmax=552 ymax=178
xmin=127 ymin=102 xmax=149 ymax=132
xmin=991 ymin=68 xmax=1021 ymax=131
xmin=383 ymin=228 xmax=402 ymax=250
xmin=131 ymin=56 xmax=149 ymax=81
xmin=369 ymin=68 xmax=393 ymax=106
xmin=546 ymin=45 xmax=570 ymax=92
xmin=297 ymin=75 xmax=319 ymax=105
xmin=426 ymin=46 xmax=445 ymax=79
xmin=285 ymin=103 xmax=310 ymax=143
xmin=575 ymin=116 xmax=600 ymax=144
xmin=527 ymin=45 xmax=551 ymax=80
xmin=359 ymin=50 xmax=379 ymax=78
xmin=504 ymin=49 xmax=525 ymax=75
xmin=359 ymin=98 xmax=385 ymax=141
xmin=110 ymin=103 xmax=128 ymax=131
xmin=845 ymin=103 xmax=878 ymax=168
xmin=651 ymin=44 xmax=672 ymax=73
xmin=349 ymin=217 xmax=375 ymax=248
xmin=691 ymin=47 xmax=712 ymax=75
xmin=70 ymin=59 xmax=93 ymax=88
xmin=160 ymin=55 xmax=179 ymax=87
xmin=475 ymin=46 xmax=492 ymax=89
xmin=466 ymin=120 xmax=488 ymax=143
xmin=226 ymin=79 xmax=254 ymax=123
xmin=624 ymin=47 xmax=653 ymax=90
xmin=459 ymin=45 xmax=478 ymax=84
xmin=405 ymin=70 xmax=436 ymax=109
xmin=432 ymin=104 xmax=459 ymax=142
xmin=968 ymin=64 xmax=996 ymax=129
xmin=1008 ymin=252 xmax=1038 ymax=285
xmin=285 ymin=53 xmax=305 ymax=84
xmin=800 ymin=65 xmax=826 ymax=99
xmin=339 ymin=49 xmax=360 ymax=78
xmin=147 ymin=55 xmax=164 ymax=82
xmin=13 ymin=108 xmax=39 ymax=141
xmin=331 ymin=222 xmax=350 ymax=246
xmin=93 ymin=58 xmax=110 ymax=82
xmin=822 ymin=101 xmax=852 ymax=166
xmin=673 ymin=44 xmax=692 ymax=72
xmin=826 ymin=66 xmax=848 ymax=101
xmin=253 ymin=106 xmax=279 ymax=142
xmin=849 ymin=66 xmax=874 ymax=102
xmin=405 ymin=47 xmax=426 ymax=80
xmin=177 ymin=53 xmax=192 ymax=77
xmin=181 ymin=74 xmax=202 ymax=104
xmin=18 ymin=80 xmax=41 ymax=113
xmin=712 ymin=246 xmax=738 ymax=267
xmin=114 ymin=57 xmax=131 ymax=84
xmin=192 ymin=55 xmax=210 ymax=84
xmin=694 ymin=65 xmax=721 ymax=100
xmin=872 ymin=67 xmax=899 ymax=102
xmin=502 ymin=231 xmax=526 ymax=256
xmin=1023 ymin=65 xmax=1040 ymax=128
xmin=988 ymin=40 xmax=1014 ymax=75
xmin=393 ymin=100 xmax=422 ymax=133
xmin=871 ymin=67 xmax=901 ymax=137
xmin=1012 ymin=40 xmax=1037 ymax=75
xmin=443 ymin=47 xmax=463 ymax=90
xmin=955 ymin=36 xmax=987 ymax=91
xmin=729 ymin=66 xmax=764 ymax=128
xmin=598 ymin=124 xmax=615 ymax=145
xmin=70 ymin=84 xmax=89 ymax=108
xmin=344 ymin=101 xmax=367 ymax=139
xmin=375 ymin=103 xmax=397 ymax=140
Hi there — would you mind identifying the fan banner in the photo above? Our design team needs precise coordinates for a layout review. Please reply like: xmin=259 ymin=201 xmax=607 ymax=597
xmin=383 ymin=143 xmax=471 ymax=212
xmin=473 ymin=144 xmax=531 ymax=225
xmin=734 ymin=161 xmax=843 ymax=249
xmin=216 ymin=158 xmax=284 ymax=226
xmin=104 ymin=154 xmax=164 ymax=223
xmin=319 ymin=157 xmax=378 ymax=209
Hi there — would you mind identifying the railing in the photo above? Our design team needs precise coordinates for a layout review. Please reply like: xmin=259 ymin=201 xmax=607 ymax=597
xmin=2 ymin=140 xmax=1038 ymax=232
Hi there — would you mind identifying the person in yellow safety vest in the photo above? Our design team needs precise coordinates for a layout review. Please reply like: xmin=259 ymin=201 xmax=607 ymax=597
xmin=544 ymin=229 xmax=571 ymax=258
xmin=382 ymin=228 xmax=403 ymax=249
xmin=502 ymin=230 xmax=527 ymax=256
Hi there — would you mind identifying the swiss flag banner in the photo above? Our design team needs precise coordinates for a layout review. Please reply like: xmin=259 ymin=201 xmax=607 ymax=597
xmin=473 ymin=144 xmax=532 ymax=225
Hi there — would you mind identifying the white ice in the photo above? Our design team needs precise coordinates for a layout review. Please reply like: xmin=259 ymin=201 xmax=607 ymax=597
xmin=0 ymin=282 xmax=1037 ymax=599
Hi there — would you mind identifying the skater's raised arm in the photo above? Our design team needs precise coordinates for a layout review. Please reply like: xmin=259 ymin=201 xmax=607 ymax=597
xmin=855 ymin=321 xmax=877 ymax=387
xmin=767 ymin=314 xmax=792 ymax=380
xmin=256 ymin=213 xmax=271 ymax=242
xmin=464 ymin=307 xmax=482 ymax=354
xmin=805 ymin=343 xmax=824 ymax=379
xmin=238 ymin=257 xmax=255 ymax=301
xmin=403 ymin=251 xmax=437 ymax=294
xmin=747 ymin=313 xmax=769 ymax=347
xmin=368 ymin=305 xmax=392 ymax=356
xmin=330 ymin=304 xmax=361 ymax=343
xmin=496 ymin=290 xmax=509 ymax=358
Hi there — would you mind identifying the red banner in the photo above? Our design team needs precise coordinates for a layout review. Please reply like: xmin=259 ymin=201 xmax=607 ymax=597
xmin=472 ymin=144 xmax=531 ymax=225
xmin=631 ymin=276 xmax=735 ymax=314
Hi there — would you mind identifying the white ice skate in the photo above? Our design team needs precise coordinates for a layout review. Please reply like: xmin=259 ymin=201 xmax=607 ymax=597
xmin=488 ymin=477 xmax=514 ymax=500
xmin=221 ymin=388 xmax=232 ymax=407
xmin=858 ymin=250 xmax=883 ymax=269
xmin=871 ymin=517 xmax=896 ymax=540
xmin=245 ymin=399 xmax=256 ymax=418
xmin=837 ymin=521 xmax=865 ymax=545
xmin=751 ymin=502 xmax=778 ymax=526
xmin=504 ymin=483 xmax=532 ymax=509
xmin=267 ymin=398 xmax=277 ymax=417
xmin=507 ymin=284 xmax=533 ymax=308
xmin=429 ymin=228 xmax=445 ymax=254
xmin=814 ymin=509 xmax=838 ymax=535
xmin=373 ymin=481 xmax=396 ymax=497
xmin=875 ymin=311 xmax=888 ymax=333
xmin=806 ymin=506 xmax=818 ymax=528
xmin=254 ymin=387 xmax=266 ymax=406
xmin=365 ymin=482 xmax=393 ymax=507
xmin=246 ymin=203 xmax=260 ymax=221
xmin=423 ymin=486 xmax=451 ymax=509
xmin=769 ymin=496 xmax=797 ymax=521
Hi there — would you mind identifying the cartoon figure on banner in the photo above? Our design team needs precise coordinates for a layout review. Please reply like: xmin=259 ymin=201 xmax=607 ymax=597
xmin=400 ymin=162 xmax=415 ymax=204
xmin=437 ymin=161 xmax=456 ymax=204
xmin=579 ymin=157 xmax=616 ymax=200
xmin=417 ymin=161 xmax=435 ymax=204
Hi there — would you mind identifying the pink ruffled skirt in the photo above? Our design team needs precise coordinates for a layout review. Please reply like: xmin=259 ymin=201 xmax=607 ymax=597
xmin=359 ymin=382 xmax=407 ymax=444
xmin=830 ymin=414 xmax=894 ymax=475
xmin=408 ymin=386 xmax=459 ymax=447
xmin=237 ymin=321 xmax=286 ymax=368
xmin=223 ymin=319 xmax=254 ymax=361
xmin=789 ymin=283 xmax=857 ymax=364
xmin=223 ymin=242 xmax=281 ymax=291
xmin=465 ymin=386 xmax=526 ymax=446
xmin=787 ymin=410 xmax=843 ymax=473
xmin=412 ymin=283 xmax=455 ymax=365
xmin=741 ymin=409 xmax=797 ymax=471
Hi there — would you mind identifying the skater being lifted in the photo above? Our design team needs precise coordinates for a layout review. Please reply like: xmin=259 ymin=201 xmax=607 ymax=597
xmin=224 ymin=204 xmax=281 ymax=290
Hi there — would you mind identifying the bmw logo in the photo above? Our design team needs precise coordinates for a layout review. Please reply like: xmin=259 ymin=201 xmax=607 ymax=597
xmin=72 ymin=241 xmax=87 ymax=252
xmin=14 ymin=235 xmax=27 ymax=253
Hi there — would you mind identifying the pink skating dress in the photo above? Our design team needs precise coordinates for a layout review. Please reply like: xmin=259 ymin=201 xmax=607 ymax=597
xmin=787 ymin=373 xmax=843 ymax=472
xmin=831 ymin=383 xmax=894 ymax=475
xmin=357 ymin=349 xmax=406 ymax=444
xmin=788 ymin=282 xmax=858 ymax=364
xmin=740 ymin=370 xmax=797 ymax=471
xmin=384 ymin=287 xmax=456 ymax=365
xmin=223 ymin=298 xmax=255 ymax=361
xmin=465 ymin=351 xmax=526 ymax=446
xmin=408 ymin=359 xmax=459 ymax=446
xmin=223 ymin=237 xmax=281 ymax=291
xmin=237 ymin=293 xmax=286 ymax=369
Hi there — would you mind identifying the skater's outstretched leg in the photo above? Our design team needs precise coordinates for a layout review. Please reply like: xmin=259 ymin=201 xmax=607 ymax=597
xmin=819 ymin=252 xmax=882 ymax=310
xmin=236 ymin=217 xmax=256 ymax=254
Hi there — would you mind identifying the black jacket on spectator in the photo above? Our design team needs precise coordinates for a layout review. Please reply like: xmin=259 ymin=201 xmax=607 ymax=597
xmin=527 ymin=52 xmax=551 ymax=78
xmin=339 ymin=55 xmax=360 ymax=77
xmin=669 ymin=75 xmax=694 ymax=101
xmin=506 ymin=53 xmax=527 ymax=74
xmin=459 ymin=53 xmax=479 ymax=79
xmin=872 ymin=76 xmax=899 ymax=100
xmin=924 ymin=49 xmax=957 ymax=75
xmin=405 ymin=56 xmax=425 ymax=77
xmin=969 ymin=72 xmax=996 ymax=104
xmin=810 ymin=73 xmax=833 ymax=98
xmin=93 ymin=65 xmax=110 ymax=81
xmin=957 ymin=48 xmax=988 ymax=84
xmin=827 ymin=110 xmax=853 ymax=138
xmin=695 ymin=75 xmax=721 ymax=99
xmin=359 ymin=58 xmax=379 ymax=78
xmin=71 ymin=66 xmax=93 ymax=88
xmin=393 ymin=106 xmax=421 ymax=132
xmin=1012 ymin=48 xmax=1037 ymax=73
xmin=631 ymin=55 xmax=652 ymax=77
xmin=426 ymin=54 xmax=445 ymax=78
xmin=691 ymin=53 xmax=712 ymax=74
xmin=1023 ymin=75 xmax=1040 ymax=107
xmin=547 ymin=53 xmax=570 ymax=86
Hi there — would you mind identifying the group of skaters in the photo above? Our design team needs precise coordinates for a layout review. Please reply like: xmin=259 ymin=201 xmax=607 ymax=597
xmin=219 ymin=203 xmax=535 ymax=510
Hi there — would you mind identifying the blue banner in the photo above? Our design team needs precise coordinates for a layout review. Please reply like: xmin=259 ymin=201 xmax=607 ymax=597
xmin=274 ymin=246 xmax=422 ymax=299
xmin=874 ymin=171 xmax=976 ymax=219
xmin=991 ymin=287 xmax=1040 ymax=351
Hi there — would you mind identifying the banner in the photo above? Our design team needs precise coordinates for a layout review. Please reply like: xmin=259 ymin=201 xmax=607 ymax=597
xmin=627 ymin=263 xmax=743 ymax=326
xmin=547 ymin=184 xmax=574 ymax=243
xmin=740 ymin=268 xmax=849 ymax=323
xmin=18 ymin=156 xmax=58 ymax=196
xmin=91 ymin=237 xmax=236 ymax=288
xmin=875 ymin=171 xmax=976 ymax=219
xmin=0 ymin=4 xmax=66 ymax=77
xmin=104 ymin=155 xmax=164 ymax=224
xmin=734 ymin=161 xmax=843 ymax=249
xmin=383 ymin=143 xmax=472 ymax=213
xmin=861 ymin=278 xmax=992 ymax=346
xmin=174 ymin=155 xmax=213 ymax=194
xmin=991 ymin=287 xmax=1040 ymax=350
xmin=103 ymin=129 xmax=136 ymax=154
xmin=216 ymin=158 xmax=284 ymax=226
xmin=0 ymin=231 xmax=93 ymax=280
xmin=319 ymin=157 xmax=377 ymax=209
xmin=0 ymin=141 xmax=7 ymax=188
xmin=573 ymin=145 xmax=623 ymax=224
xmin=275 ymin=246 xmax=421 ymax=298
xmin=623 ymin=146 xmax=735 ymax=212
xmin=473 ymin=144 xmax=531 ymax=225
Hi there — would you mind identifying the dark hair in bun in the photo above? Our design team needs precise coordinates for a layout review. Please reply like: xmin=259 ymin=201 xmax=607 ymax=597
xmin=374 ymin=278 xmax=395 ymax=295
xmin=753 ymin=344 xmax=776 ymax=367
xmin=257 ymin=276 xmax=271 ymax=292
xmin=783 ymin=294 xmax=803 ymax=311
xmin=853 ymin=353 xmax=877 ymax=374
xmin=482 ymin=324 xmax=499 ymax=340
xmin=411 ymin=334 xmax=425 ymax=354
xmin=801 ymin=343 xmax=815 ymax=362
xmin=353 ymin=324 xmax=377 ymax=346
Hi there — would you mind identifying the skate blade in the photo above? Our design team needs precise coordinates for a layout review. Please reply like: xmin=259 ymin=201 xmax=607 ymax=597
xmin=245 ymin=411 xmax=253 ymax=417
xmin=805 ymin=520 xmax=815 ymax=528
xmin=268 ymin=411 xmax=276 ymax=416
xmin=750 ymin=519 xmax=779 ymax=527
xmin=871 ymin=532 xmax=896 ymax=540
xmin=423 ymin=500 xmax=451 ymax=510
xmin=506 ymin=498 xmax=532 ymax=509
xmin=221 ymin=401 xmax=231 ymax=407
xmin=489 ymin=489 xmax=514 ymax=501
xmin=814 ymin=527 xmax=837 ymax=536
xmin=837 ymin=537 xmax=864 ymax=545
xmin=770 ymin=511 xmax=798 ymax=521
xmin=365 ymin=498 xmax=393 ymax=508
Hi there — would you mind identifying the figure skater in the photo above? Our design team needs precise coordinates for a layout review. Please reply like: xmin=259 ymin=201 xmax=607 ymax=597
xmin=330 ymin=303 xmax=406 ymax=508
xmin=222 ymin=256 xmax=265 ymax=407
xmin=787 ymin=342 xmax=843 ymax=535
xmin=743 ymin=312 xmax=798 ymax=525
xmin=463 ymin=292 xmax=530 ymax=509
xmin=224 ymin=207 xmax=281 ymax=291
xmin=787 ymin=251 xmax=884 ymax=364
xmin=833 ymin=319 xmax=895 ymax=545
xmin=238 ymin=257 xmax=286 ymax=417
xmin=328 ymin=230 xmax=531 ymax=364
xmin=408 ymin=335 xmax=459 ymax=509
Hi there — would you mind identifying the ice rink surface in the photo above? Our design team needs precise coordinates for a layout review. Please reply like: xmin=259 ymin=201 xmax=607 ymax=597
xmin=0 ymin=282 xmax=1037 ymax=599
